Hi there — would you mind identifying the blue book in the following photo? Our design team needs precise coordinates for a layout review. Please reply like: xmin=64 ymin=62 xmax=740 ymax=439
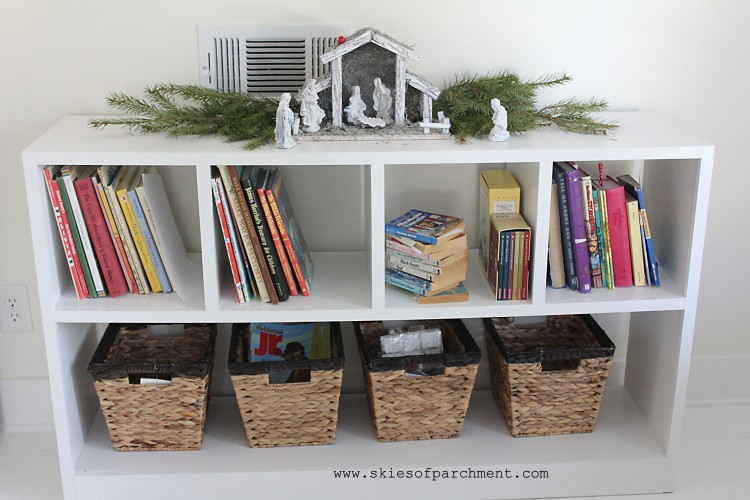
xmin=554 ymin=162 xmax=591 ymax=293
xmin=385 ymin=209 xmax=464 ymax=246
xmin=127 ymin=174 xmax=172 ymax=293
xmin=617 ymin=174 xmax=660 ymax=286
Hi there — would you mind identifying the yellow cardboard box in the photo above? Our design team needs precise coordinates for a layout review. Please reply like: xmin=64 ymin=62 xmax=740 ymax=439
xmin=479 ymin=170 xmax=521 ymax=277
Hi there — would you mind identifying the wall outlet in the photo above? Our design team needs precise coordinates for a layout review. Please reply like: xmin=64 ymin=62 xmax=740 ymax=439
xmin=0 ymin=285 xmax=33 ymax=332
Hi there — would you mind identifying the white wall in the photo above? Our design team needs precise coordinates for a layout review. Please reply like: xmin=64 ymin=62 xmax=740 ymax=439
xmin=1 ymin=0 xmax=746 ymax=416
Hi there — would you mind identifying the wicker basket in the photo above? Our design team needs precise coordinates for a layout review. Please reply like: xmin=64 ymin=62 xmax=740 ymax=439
xmin=87 ymin=323 xmax=217 ymax=451
xmin=228 ymin=322 xmax=345 ymax=448
xmin=483 ymin=315 xmax=615 ymax=437
xmin=354 ymin=319 xmax=481 ymax=442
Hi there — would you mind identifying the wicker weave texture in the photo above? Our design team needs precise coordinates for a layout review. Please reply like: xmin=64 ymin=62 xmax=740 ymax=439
xmin=95 ymin=375 xmax=211 ymax=451
xmin=363 ymin=364 xmax=479 ymax=442
xmin=231 ymin=368 xmax=343 ymax=448
xmin=486 ymin=326 xmax=612 ymax=437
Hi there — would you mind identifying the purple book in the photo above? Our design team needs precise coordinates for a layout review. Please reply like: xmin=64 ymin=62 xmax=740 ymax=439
xmin=553 ymin=162 xmax=591 ymax=293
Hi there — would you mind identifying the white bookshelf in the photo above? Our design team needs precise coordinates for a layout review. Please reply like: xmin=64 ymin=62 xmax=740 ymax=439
xmin=22 ymin=112 xmax=713 ymax=499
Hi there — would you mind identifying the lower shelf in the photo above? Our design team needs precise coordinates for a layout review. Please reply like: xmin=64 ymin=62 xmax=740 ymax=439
xmin=73 ymin=387 xmax=674 ymax=499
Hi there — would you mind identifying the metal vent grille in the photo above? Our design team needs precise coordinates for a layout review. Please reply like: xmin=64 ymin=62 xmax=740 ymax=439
xmin=199 ymin=25 xmax=349 ymax=97
xmin=246 ymin=38 xmax=306 ymax=95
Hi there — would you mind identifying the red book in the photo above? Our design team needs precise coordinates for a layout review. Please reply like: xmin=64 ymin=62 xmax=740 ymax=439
xmin=601 ymin=176 xmax=633 ymax=287
xmin=43 ymin=167 xmax=87 ymax=299
xmin=212 ymin=176 xmax=245 ymax=302
xmin=73 ymin=174 xmax=128 ymax=297
xmin=257 ymin=179 xmax=298 ymax=297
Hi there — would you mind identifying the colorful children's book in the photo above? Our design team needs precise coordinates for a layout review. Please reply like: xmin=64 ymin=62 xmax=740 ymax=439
xmin=249 ymin=322 xmax=331 ymax=383
xmin=385 ymin=209 xmax=465 ymax=245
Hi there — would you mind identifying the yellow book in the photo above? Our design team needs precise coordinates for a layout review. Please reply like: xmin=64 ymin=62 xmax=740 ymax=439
xmin=479 ymin=169 xmax=521 ymax=278
xmin=116 ymin=166 xmax=162 ymax=292
xmin=625 ymin=193 xmax=647 ymax=286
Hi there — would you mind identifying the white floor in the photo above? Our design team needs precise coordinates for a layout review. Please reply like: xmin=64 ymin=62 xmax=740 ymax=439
xmin=1 ymin=402 xmax=748 ymax=500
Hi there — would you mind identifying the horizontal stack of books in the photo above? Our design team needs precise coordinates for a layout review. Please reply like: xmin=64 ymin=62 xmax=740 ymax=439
xmin=212 ymin=165 xmax=312 ymax=304
xmin=549 ymin=161 xmax=660 ymax=293
xmin=384 ymin=209 xmax=469 ymax=304
xmin=43 ymin=165 xmax=184 ymax=299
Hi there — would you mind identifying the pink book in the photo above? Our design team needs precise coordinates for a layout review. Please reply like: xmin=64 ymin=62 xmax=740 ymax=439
xmin=602 ymin=176 xmax=633 ymax=287
xmin=73 ymin=174 xmax=128 ymax=297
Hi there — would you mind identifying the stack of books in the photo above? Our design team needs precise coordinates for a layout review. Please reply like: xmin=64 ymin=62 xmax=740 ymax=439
xmin=212 ymin=165 xmax=313 ymax=304
xmin=384 ymin=209 xmax=469 ymax=304
xmin=549 ymin=161 xmax=660 ymax=293
xmin=43 ymin=165 xmax=186 ymax=299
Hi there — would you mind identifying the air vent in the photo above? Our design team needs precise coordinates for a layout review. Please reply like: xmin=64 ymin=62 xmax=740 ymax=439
xmin=199 ymin=25 xmax=349 ymax=97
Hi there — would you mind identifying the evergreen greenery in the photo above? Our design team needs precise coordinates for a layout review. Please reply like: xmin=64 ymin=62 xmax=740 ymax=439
xmin=90 ymin=73 xmax=617 ymax=148
xmin=435 ymin=72 xmax=618 ymax=141
xmin=89 ymin=84 xmax=286 ymax=150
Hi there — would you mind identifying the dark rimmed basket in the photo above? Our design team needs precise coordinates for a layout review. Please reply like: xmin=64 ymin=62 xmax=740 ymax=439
xmin=87 ymin=323 xmax=217 ymax=451
xmin=483 ymin=315 xmax=615 ymax=437
xmin=228 ymin=322 xmax=345 ymax=448
xmin=354 ymin=319 xmax=481 ymax=442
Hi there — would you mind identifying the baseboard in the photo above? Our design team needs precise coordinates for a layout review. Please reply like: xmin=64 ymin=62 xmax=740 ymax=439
xmin=686 ymin=354 xmax=750 ymax=407
xmin=0 ymin=378 xmax=55 ymax=432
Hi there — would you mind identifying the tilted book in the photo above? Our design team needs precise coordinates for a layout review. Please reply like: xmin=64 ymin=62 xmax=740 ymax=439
xmin=617 ymin=174 xmax=660 ymax=286
xmin=43 ymin=167 xmax=87 ymax=299
xmin=264 ymin=167 xmax=313 ymax=296
xmin=553 ymin=162 xmax=591 ymax=293
xmin=73 ymin=170 xmax=128 ymax=297
xmin=625 ymin=193 xmax=648 ymax=286
xmin=212 ymin=175 xmax=247 ymax=302
xmin=385 ymin=209 xmax=465 ymax=245
xmin=601 ymin=176 xmax=633 ymax=287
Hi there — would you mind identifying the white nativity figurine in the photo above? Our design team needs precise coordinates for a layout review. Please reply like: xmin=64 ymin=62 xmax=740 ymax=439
xmin=489 ymin=97 xmax=510 ymax=142
xmin=275 ymin=93 xmax=296 ymax=149
xmin=373 ymin=77 xmax=394 ymax=125
xmin=344 ymin=85 xmax=367 ymax=126
xmin=298 ymin=79 xmax=325 ymax=133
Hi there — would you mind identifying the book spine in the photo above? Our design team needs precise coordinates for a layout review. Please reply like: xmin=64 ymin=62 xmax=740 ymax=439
xmin=502 ymin=231 xmax=511 ymax=300
xmin=506 ymin=231 xmax=515 ymax=300
xmin=625 ymin=195 xmax=647 ymax=286
xmin=564 ymin=169 xmax=592 ymax=293
xmin=638 ymin=211 xmax=651 ymax=286
xmin=117 ymin=183 xmax=162 ymax=293
xmin=73 ymin=176 xmax=128 ymax=297
xmin=265 ymin=187 xmax=309 ymax=296
xmin=547 ymin=183 xmax=566 ymax=289
xmin=63 ymin=174 xmax=105 ymax=297
xmin=212 ymin=177 xmax=246 ymax=302
xmin=43 ymin=168 xmax=86 ymax=299
xmin=218 ymin=177 xmax=253 ymax=300
xmin=641 ymin=210 xmax=660 ymax=286
xmin=592 ymin=186 xmax=608 ymax=288
xmin=258 ymin=186 xmax=297 ymax=296
xmin=218 ymin=165 xmax=274 ymax=303
xmin=135 ymin=181 xmax=171 ymax=292
xmin=93 ymin=176 xmax=136 ymax=294
xmin=488 ymin=221 xmax=500 ymax=296
xmin=604 ymin=184 xmax=633 ymax=287
xmin=103 ymin=172 xmax=149 ymax=294
xmin=598 ymin=188 xmax=615 ymax=290
xmin=385 ymin=273 xmax=429 ymax=296
xmin=521 ymin=229 xmax=530 ymax=300
xmin=127 ymin=188 xmax=172 ymax=293
xmin=581 ymin=177 xmax=603 ymax=288
xmin=384 ymin=225 xmax=438 ymax=245
xmin=385 ymin=249 xmax=441 ymax=272
xmin=552 ymin=168 xmax=578 ymax=291
xmin=57 ymin=176 xmax=94 ymax=297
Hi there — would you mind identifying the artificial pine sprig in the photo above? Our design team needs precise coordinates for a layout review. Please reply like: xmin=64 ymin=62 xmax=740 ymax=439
xmin=435 ymin=72 xmax=617 ymax=141
xmin=89 ymin=84 xmax=284 ymax=149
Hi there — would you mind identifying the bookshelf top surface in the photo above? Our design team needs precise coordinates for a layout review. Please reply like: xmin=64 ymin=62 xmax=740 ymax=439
xmin=23 ymin=111 xmax=714 ymax=165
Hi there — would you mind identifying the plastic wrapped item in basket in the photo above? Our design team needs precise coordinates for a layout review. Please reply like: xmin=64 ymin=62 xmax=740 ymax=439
xmin=354 ymin=319 xmax=481 ymax=442
xmin=87 ymin=323 xmax=217 ymax=451
xmin=228 ymin=322 xmax=345 ymax=448
xmin=483 ymin=315 xmax=615 ymax=437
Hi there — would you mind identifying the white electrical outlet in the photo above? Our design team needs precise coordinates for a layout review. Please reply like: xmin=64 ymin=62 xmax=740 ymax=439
xmin=0 ymin=285 xmax=33 ymax=332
